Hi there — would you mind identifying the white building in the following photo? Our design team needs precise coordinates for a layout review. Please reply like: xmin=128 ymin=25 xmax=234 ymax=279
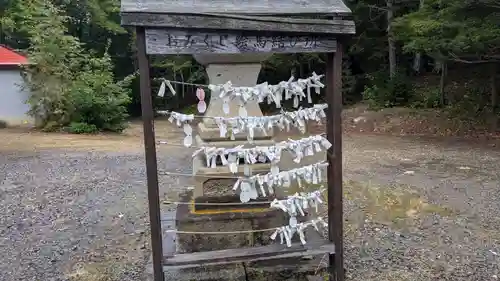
xmin=0 ymin=45 xmax=32 ymax=126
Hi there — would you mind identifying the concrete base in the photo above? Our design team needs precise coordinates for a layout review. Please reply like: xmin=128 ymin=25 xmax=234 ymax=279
xmin=178 ymin=218 xmax=254 ymax=253
xmin=174 ymin=190 xmax=288 ymax=253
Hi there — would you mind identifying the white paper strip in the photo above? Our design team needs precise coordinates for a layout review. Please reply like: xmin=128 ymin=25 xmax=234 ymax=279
xmin=270 ymin=189 xmax=326 ymax=227
xmin=270 ymin=217 xmax=328 ymax=247
xmin=233 ymin=161 xmax=328 ymax=202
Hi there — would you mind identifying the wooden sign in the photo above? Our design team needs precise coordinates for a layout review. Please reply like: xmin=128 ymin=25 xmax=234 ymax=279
xmin=145 ymin=29 xmax=337 ymax=55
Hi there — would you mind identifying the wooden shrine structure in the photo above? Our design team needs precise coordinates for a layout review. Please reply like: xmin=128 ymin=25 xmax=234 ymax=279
xmin=120 ymin=1 xmax=355 ymax=281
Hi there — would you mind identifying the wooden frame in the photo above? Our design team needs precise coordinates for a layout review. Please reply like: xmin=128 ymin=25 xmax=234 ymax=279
xmin=136 ymin=28 xmax=164 ymax=281
xmin=135 ymin=26 xmax=346 ymax=281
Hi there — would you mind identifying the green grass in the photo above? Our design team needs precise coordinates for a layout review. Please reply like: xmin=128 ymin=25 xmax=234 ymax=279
xmin=292 ymin=180 xmax=454 ymax=228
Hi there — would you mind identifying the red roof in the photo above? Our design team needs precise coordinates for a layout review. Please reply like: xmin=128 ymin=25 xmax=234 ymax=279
xmin=0 ymin=45 xmax=28 ymax=65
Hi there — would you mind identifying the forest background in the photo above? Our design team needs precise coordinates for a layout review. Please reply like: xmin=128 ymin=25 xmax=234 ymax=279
xmin=1 ymin=0 xmax=499 ymax=135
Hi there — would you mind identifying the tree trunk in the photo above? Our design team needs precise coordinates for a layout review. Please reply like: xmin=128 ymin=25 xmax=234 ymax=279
xmin=412 ymin=0 xmax=425 ymax=73
xmin=299 ymin=56 xmax=304 ymax=78
xmin=387 ymin=0 xmax=396 ymax=78
xmin=180 ymin=71 xmax=186 ymax=108
xmin=173 ymin=71 xmax=179 ymax=109
xmin=439 ymin=61 xmax=447 ymax=106
xmin=490 ymin=63 xmax=498 ymax=131
xmin=491 ymin=63 xmax=497 ymax=109
xmin=413 ymin=53 xmax=422 ymax=73
xmin=290 ymin=60 xmax=297 ymax=77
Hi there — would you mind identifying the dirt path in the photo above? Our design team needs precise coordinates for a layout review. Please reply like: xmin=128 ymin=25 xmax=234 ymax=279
xmin=0 ymin=123 xmax=499 ymax=281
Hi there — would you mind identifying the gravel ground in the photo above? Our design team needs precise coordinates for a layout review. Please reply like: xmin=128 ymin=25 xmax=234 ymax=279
xmin=0 ymin=128 xmax=499 ymax=281
xmin=343 ymin=134 xmax=500 ymax=281
xmin=0 ymin=145 xmax=192 ymax=281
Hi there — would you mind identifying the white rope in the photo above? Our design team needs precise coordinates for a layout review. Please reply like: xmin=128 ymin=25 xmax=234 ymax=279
xmin=162 ymin=188 xmax=324 ymax=206
xmin=165 ymin=228 xmax=277 ymax=234
xmin=154 ymin=79 xmax=206 ymax=88
xmin=162 ymin=171 xmax=246 ymax=179
xmin=155 ymin=73 xmax=325 ymax=109
xmin=155 ymin=74 xmax=323 ymax=91
xmin=156 ymin=103 xmax=328 ymax=119
xmin=163 ymin=200 xmax=274 ymax=205
xmin=156 ymin=133 xmax=327 ymax=148
xmin=164 ymin=217 xmax=327 ymax=239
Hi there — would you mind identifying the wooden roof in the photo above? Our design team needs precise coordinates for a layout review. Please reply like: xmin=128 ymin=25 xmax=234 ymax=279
xmin=120 ymin=0 xmax=355 ymax=35
xmin=121 ymin=0 xmax=351 ymax=15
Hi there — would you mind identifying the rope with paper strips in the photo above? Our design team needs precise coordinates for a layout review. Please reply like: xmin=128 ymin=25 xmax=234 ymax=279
xmin=191 ymin=134 xmax=332 ymax=173
xmin=157 ymin=104 xmax=327 ymax=147
xmin=233 ymin=161 xmax=328 ymax=203
xmin=163 ymin=216 xmax=328 ymax=248
xmin=271 ymin=189 xmax=325 ymax=230
xmin=157 ymin=72 xmax=325 ymax=115
xmin=156 ymin=74 xmax=330 ymax=247
xmin=271 ymin=217 xmax=328 ymax=247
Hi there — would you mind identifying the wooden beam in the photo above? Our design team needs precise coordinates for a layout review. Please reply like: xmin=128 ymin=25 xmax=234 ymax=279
xmin=326 ymin=44 xmax=344 ymax=281
xmin=163 ymin=240 xmax=335 ymax=269
xmin=145 ymin=29 xmax=337 ymax=55
xmin=120 ymin=13 xmax=356 ymax=35
xmin=136 ymin=27 xmax=164 ymax=281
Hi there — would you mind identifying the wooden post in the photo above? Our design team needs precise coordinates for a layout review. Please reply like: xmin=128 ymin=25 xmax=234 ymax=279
xmin=136 ymin=27 xmax=165 ymax=281
xmin=326 ymin=42 xmax=344 ymax=281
